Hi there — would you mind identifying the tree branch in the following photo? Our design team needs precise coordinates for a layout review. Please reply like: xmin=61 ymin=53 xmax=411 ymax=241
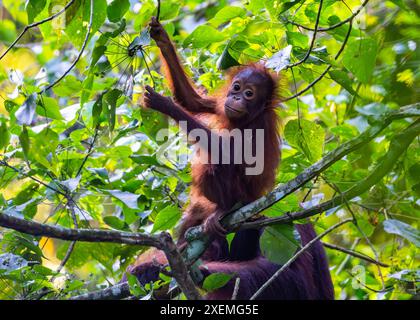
xmin=0 ymin=213 xmax=162 ymax=247
xmin=223 ymin=104 xmax=419 ymax=231
xmin=0 ymin=0 xmax=76 ymax=60
xmin=240 ymin=119 xmax=420 ymax=229
xmin=0 ymin=212 xmax=201 ymax=299
xmin=159 ymin=233 xmax=202 ymax=300
xmin=69 ymin=283 xmax=130 ymax=300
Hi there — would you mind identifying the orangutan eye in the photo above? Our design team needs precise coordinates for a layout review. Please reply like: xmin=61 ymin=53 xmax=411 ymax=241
xmin=244 ymin=89 xmax=254 ymax=98
xmin=233 ymin=83 xmax=240 ymax=91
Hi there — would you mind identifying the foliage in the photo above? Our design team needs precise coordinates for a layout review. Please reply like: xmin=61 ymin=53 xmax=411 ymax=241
xmin=0 ymin=0 xmax=419 ymax=300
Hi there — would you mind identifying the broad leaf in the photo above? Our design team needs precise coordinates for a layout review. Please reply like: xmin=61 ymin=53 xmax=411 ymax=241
xmin=383 ymin=219 xmax=420 ymax=247
xmin=36 ymin=96 xmax=64 ymax=120
xmin=152 ymin=205 xmax=181 ymax=232
xmin=108 ymin=190 xmax=140 ymax=209
xmin=343 ymin=38 xmax=378 ymax=84
xmin=202 ymin=273 xmax=233 ymax=292
xmin=26 ymin=0 xmax=46 ymax=23
xmin=184 ymin=25 xmax=226 ymax=48
xmin=284 ymin=119 xmax=325 ymax=162
xmin=260 ymin=224 xmax=300 ymax=265
xmin=107 ymin=0 xmax=130 ymax=23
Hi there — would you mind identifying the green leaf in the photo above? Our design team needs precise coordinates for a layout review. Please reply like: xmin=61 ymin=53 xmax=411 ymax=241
xmin=19 ymin=126 xmax=30 ymax=159
xmin=152 ymin=205 xmax=181 ymax=232
xmin=265 ymin=0 xmax=304 ymax=17
xmin=108 ymin=190 xmax=140 ymax=209
xmin=126 ymin=273 xmax=147 ymax=297
xmin=107 ymin=0 xmax=130 ymax=23
xmin=209 ymin=6 xmax=246 ymax=27
xmin=343 ymin=38 xmax=378 ymax=84
xmin=53 ymin=75 xmax=82 ymax=97
xmin=36 ymin=97 xmax=64 ymax=120
xmin=329 ymin=69 xmax=358 ymax=95
xmin=31 ymin=128 xmax=59 ymax=169
xmin=0 ymin=117 xmax=10 ymax=150
xmin=184 ymin=25 xmax=226 ymax=48
xmin=130 ymin=155 xmax=160 ymax=166
xmin=383 ymin=219 xmax=420 ymax=247
xmin=217 ymin=44 xmax=240 ymax=70
xmin=139 ymin=108 xmax=168 ymax=141
xmin=355 ymin=103 xmax=391 ymax=116
xmin=202 ymin=273 xmax=233 ymax=292
xmin=286 ymin=31 xmax=309 ymax=49
xmin=92 ymin=93 xmax=104 ymax=127
xmin=103 ymin=89 xmax=122 ymax=131
xmin=263 ymin=194 xmax=300 ymax=217
xmin=284 ymin=119 xmax=325 ymax=162
xmin=26 ymin=0 xmax=46 ymax=23
xmin=90 ymin=45 xmax=106 ymax=68
xmin=65 ymin=0 xmax=107 ymax=47
xmin=103 ymin=216 xmax=127 ymax=230
xmin=260 ymin=224 xmax=300 ymax=265
xmin=159 ymin=0 xmax=181 ymax=20
xmin=13 ymin=182 xmax=39 ymax=205
xmin=81 ymin=73 xmax=94 ymax=106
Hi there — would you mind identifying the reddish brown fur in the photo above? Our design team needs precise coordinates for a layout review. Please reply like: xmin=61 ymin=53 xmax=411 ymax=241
xmin=126 ymin=18 xmax=334 ymax=300
xmin=178 ymin=64 xmax=281 ymax=237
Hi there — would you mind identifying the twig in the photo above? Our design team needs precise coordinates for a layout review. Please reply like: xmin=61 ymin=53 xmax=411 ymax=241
xmin=283 ymin=65 xmax=332 ymax=102
xmin=323 ymin=241 xmax=389 ymax=268
xmin=231 ymin=277 xmax=241 ymax=300
xmin=55 ymin=241 xmax=76 ymax=275
xmin=323 ymin=178 xmax=386 ymax=289
xmin=250 ymin=218 xmax=353 ymax=300
xmin=287 ymin=0 xmax=323 ymax=68
xmin=335 ymin=238 xmax=360 ymax=274
xmin=284 ymin=0 xmax=369 ymax=32
xmin=54 ymin=199 xmax=79 ymax=275
xmin=40 ymin=0 xmax=93 ymax=93
xmin=0 ymin=160 xmax=67 ymax=196
xmin=347 ymin=270 xmax=393 ymax=293
xmin=0 ymin=0 xmax=76 ymax=60
xmin=140 ymin=48 xmax=156 ymax=88
xmin=75 ymin=125 xmax=99 ymax=177
xmin=156 ymin=0 xmax=161 ymax=21
xmin=283 ymin=19 xmax=352 ymax=102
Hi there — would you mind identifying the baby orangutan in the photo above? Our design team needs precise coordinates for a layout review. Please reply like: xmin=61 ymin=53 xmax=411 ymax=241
xmin=125 ymin=17 xmax=334 ymax=300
